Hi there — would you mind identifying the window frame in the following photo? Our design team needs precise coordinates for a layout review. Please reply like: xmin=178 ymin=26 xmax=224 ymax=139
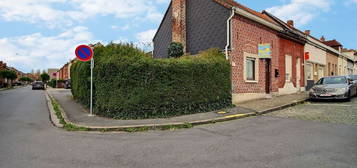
xmin=243 ymin=52 xmax=259 ymax=83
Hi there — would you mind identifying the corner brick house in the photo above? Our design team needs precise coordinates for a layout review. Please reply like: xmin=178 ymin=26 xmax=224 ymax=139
xmin=153 ymin=0 xmax=306 ymax=103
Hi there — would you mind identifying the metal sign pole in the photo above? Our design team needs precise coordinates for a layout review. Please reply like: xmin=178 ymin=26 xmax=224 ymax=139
xmin=89 ymin=58 xmax=94 ymax=116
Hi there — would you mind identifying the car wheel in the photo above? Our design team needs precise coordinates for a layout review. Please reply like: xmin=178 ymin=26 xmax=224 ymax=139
xmin=346 ymin=92 xmax=351 ymax=101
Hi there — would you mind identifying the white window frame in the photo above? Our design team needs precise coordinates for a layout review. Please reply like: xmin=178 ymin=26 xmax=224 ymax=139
xmin=244 ymin=52 xmax=259 ymax=83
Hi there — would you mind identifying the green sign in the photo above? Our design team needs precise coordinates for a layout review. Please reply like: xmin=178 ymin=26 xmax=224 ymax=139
xmin=258 ymin=43 xmax=271 ymax=59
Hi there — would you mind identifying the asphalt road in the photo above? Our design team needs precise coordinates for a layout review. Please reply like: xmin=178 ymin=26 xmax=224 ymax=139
xmin=268 ymin=96 xmax=357 ymax=125
xmin=1 ymin=86 xmax=357 ymax=168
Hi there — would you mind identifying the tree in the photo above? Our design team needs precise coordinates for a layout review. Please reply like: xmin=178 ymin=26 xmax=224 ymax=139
xmin=40 ymin=73 xmax=50 ymax=83
xmin=0 ymin=70 xmax=17 ymax=87
xmin=168 ymin=42 xmax=184 ymax=58
xmin=19 ymin=77 xmax=33 ymax=83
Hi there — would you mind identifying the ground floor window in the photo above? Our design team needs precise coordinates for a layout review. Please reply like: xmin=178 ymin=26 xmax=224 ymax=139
xmin=246 ymin=58 xmax=256 ymax=81
xmin=244 ymin=52 xmax=259 ymax=82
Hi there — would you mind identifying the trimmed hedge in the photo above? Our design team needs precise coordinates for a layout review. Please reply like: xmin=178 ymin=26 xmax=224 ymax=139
xmin=71 ymin=43 xmax=231 ymax=119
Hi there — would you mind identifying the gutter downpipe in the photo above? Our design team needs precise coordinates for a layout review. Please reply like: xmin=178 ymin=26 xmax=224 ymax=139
xmin=225 ymin=7 xmax=236 ymax=60
xmin=225 ymin=7 xmax=236 ymax=104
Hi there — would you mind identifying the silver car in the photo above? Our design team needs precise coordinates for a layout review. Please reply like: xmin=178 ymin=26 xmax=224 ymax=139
xmin=309 ymin=76 xmax=357 ymax=101
xmin=32 ymin=81 xmax=45 ymax=90
xmin=349 ymin=75 xmax=357 ymax=84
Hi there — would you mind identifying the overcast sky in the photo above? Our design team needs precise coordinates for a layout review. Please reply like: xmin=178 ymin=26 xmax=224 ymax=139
xmin=0 ymin=0 xmax=356 ymax=73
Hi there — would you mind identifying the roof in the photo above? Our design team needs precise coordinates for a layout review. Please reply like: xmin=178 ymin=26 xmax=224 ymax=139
xmin=214 ymin=0 xmax=276 ymax=24
xmin=153 ymin=0 xmax=279 ymax=41
xmin=262 ymin=10 xmax=306 ymax=43
xmin=322 ymin=40 xmax=342 ymax=47
xmin=342 ymin=48 xmax=356 ymax=53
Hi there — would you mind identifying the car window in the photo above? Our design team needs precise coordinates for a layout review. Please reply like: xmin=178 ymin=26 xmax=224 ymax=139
xmin=350 ymin=75 xmax=357 ymax=80
xmin=317 ymin=77 xmax=347 ymax=85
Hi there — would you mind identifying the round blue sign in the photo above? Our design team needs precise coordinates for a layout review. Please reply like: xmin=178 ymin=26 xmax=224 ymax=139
xmin=75 ymin=45 xmax=93 ymax=62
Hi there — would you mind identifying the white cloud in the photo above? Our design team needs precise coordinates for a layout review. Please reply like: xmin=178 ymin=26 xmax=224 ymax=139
xmin=136 ymin=29 xmax=156 ymax=43
xmin=0 ymin=26 xmax=97 ymax=72
xmin=135 ymin=29 xmax=156 ymax=51
xmin=0 ymin=0 xmax=164 ymax=28
xmin=266 ymin=0 xmax=331 ymax=26
xmin=111 ymin=24 xmax=130 ymax=31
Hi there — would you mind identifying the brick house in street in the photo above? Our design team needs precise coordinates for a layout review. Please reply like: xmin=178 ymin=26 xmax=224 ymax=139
xmin=321 ymin=38 xmax=352 ymax=76
xmin=0 ymin=61 xmax=7 ymax=87
xmin=342 ymin=49 xmax=356 ymax=75
xmin=299 ymin=31 xmax=327 ymax=86
xmin=153 ymin=0 xmax=306 ymax=103
xmin=48 ymin=68 xmax=59 ymax=80
xmin=262 ymin=13 xmax=306 ymax=95
xmin=58 ymin=63 xmax=69 ymax=80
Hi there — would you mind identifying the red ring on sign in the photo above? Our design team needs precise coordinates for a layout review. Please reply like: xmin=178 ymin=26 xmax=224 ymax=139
xmin=75 ymin=45 xmax=93 ymax=62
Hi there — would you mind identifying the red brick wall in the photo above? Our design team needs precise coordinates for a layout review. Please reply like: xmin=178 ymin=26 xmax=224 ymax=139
xmin=278 ymin=38 xmax=305 ymax=88
xmin=0 ymin=61 xmax=7 ymax=71
xmin=172 ymin=0 xmax=187 ymax=51
xmin=230 ymin=15 xmax=280 ymax=94
xmin=58 ymin=63 xmax=70 ymax=80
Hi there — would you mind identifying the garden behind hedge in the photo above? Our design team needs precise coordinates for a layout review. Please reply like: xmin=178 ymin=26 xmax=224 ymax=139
xmin=71 ymin=43 xmax=231 ymax=119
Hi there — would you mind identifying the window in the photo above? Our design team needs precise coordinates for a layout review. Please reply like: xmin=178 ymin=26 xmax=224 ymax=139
xmin=244 ymin=52 xmax=259 ymax=82
xmin=316 ymin=76 xmax=347 ymax=85
xmin=246 ymin=58 xmax=256 ymax=81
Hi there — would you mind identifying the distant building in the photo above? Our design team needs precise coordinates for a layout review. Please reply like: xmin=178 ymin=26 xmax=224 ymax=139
xmin=47 ymin=68 xmax=59 ymax=80
xmin=57 ymin=59 xmax=77 ymax=80
xmin=0 ymin=61 xmax=7 ymax=87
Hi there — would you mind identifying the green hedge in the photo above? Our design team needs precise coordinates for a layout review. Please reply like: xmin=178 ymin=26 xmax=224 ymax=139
xmin=71 ymin=43 xmax=231 ymax=119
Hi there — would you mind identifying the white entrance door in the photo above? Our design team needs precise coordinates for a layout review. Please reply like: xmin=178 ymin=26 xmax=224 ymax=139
xmin=285 ymin=55 xmax=292 ymax=82
xmin=296 ymin=58 xmax=301 ymax=91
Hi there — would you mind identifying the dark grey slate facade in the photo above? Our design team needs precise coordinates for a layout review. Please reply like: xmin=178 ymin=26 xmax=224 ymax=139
xmin=186 ymin=0 xmax=230 ymax=55
xmin=153 ymin=5 xmax=172 ymax=58
xmin=153 ymin=0 xmax=230 ymax=58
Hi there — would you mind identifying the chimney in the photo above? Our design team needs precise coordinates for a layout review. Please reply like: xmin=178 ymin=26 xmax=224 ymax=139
xmin=320 ymin=36 xmax=325 ymax=42
xmin=304 ymin=30 xmax=310 ymax=35
xmin=287 ymin=20 xmax=294 ymax=27
xmin=172 ymin=0 xmax=187 ymax=52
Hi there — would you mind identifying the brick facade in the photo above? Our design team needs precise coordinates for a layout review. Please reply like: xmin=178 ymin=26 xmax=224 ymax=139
xmin=0 ymin=61 xmax=7 ymax=86
xmin=230 ymin=15 xmax=280 ymax=94
xmin=278 ymin=38 xmax=305 ymax=88
xmin=0 ymin=61 xmax=6 ymax=71
xmin=58 ymin=63 xmax=69 ymax=80
xmin=172 ymin=0 xmax=187 ymax=51
xmin=154 ymin=0 xmax=308 ymax=103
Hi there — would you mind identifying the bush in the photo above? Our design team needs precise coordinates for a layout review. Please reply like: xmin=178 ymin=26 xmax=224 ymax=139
xmin=19 ymin=77 xmax=33 ymax=82
xmin=48 ymin=79 xmax=56 ymax=88
xmin=71 ymin=43 xmax=231 ymax=119
xmin=168 ymin=42 xmax=184 ymax=58
xmin=40 ymin=73 xmax=50 ymax=83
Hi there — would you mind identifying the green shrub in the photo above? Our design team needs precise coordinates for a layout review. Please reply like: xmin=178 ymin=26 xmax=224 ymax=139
xmin=71 ymin=43 xmax=231 ymax=119
xmin=168 ymin=42 xmax=184 ymax=58
xmin=48 ymin=79 xmax=56 ymax=88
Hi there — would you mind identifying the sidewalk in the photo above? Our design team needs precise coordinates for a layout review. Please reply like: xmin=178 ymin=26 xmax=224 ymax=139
xmin=47 ymin=88 xmax=308 ymax=130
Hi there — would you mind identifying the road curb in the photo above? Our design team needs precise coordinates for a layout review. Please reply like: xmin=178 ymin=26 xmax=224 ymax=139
xmin=45 ymin=93 xmax=63 ymax=128
xmin=46 ymin=90 xmax=307 ymax=132
xmin=256 ymin=98 xmax=307 ymax=115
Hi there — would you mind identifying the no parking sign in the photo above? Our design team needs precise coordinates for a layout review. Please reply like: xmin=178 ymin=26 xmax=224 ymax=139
xmin=75 ymin=45 xmax=93 ymax=62
xmin=75 ymin=44 xmax=95 ymax=116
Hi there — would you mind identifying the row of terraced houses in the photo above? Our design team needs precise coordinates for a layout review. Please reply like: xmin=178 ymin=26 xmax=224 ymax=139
xmin=153 ymin=0 xmax=357 ymax=103
xmin=0 ymin=61 xmax=28 ymax=87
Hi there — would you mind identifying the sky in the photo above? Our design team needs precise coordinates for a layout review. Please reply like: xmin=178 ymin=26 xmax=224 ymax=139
xmin=0 ymin=0 xmax=356 ymax=73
